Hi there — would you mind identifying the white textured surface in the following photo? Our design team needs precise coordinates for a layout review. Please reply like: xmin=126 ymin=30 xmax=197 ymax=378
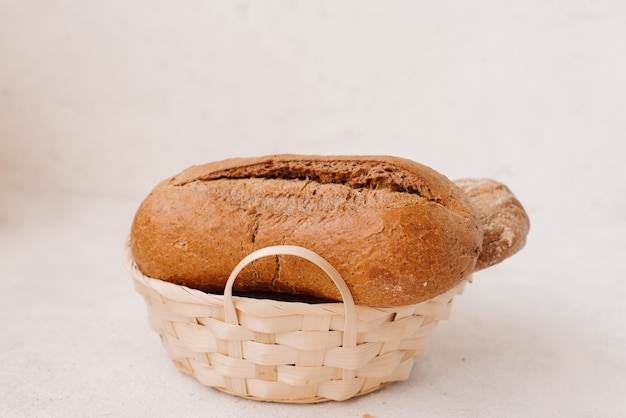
xmin=1 ymin=1 xmax=625 ymax=417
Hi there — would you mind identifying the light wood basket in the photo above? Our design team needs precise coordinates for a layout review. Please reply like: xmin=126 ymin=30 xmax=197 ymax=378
xmin=125 ymin=243 xmax=469 ymax=403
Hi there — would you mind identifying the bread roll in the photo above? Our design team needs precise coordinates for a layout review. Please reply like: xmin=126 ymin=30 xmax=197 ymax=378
xmin=454 ymin=178 xmax=530 ymax=271
xmin=130 ymin=155 xmax=483 ymax=306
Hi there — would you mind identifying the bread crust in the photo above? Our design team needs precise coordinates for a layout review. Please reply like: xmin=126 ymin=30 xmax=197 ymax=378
xmin=130 ymin=155 xmax=483 ymax=306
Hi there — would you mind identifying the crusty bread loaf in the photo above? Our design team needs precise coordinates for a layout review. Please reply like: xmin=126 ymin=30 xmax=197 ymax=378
xmin=454 ymin=178 xmax=530 ymax=271
xmin=130 ymin=155 xmax=484 ymax=306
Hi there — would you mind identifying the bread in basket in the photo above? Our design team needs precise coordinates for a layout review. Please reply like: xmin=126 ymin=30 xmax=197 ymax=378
xmin=125 ymin=155 xmax=529 ymax=403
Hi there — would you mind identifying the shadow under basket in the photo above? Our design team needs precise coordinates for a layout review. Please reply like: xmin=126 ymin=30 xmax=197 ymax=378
xmin=125 ymin=244 xmax=470 ymax=403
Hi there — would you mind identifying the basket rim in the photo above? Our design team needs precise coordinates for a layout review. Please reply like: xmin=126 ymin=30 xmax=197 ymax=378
xmin=125 ymin=242 xmax=469 ymax=315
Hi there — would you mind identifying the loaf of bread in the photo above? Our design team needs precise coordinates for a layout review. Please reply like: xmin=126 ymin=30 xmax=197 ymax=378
xmin=130 ymin=155 xmax=526 ymax=306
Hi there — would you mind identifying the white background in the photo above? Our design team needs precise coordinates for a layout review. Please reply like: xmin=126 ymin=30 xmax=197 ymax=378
xmin=1 ymin=1 xmax=624 ymax=417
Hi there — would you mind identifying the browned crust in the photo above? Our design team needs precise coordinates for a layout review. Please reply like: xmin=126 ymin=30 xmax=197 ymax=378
xmin=130 ymin=155 xmax=483 ymax=306
xmin=454 ymin=178 xmax=530 ymax=271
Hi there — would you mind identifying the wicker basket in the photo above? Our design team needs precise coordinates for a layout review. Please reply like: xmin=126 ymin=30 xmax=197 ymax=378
xmin=126 ymin=243 xmax=469 ymax=403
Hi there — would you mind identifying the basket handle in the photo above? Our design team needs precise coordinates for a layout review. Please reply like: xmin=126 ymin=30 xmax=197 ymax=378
xmin=223 ymin=245 xmax=358 ymax=349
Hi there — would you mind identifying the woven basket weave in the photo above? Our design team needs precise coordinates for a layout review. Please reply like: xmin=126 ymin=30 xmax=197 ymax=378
xmin=126 ymin=243 xmax=469 ymax=403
